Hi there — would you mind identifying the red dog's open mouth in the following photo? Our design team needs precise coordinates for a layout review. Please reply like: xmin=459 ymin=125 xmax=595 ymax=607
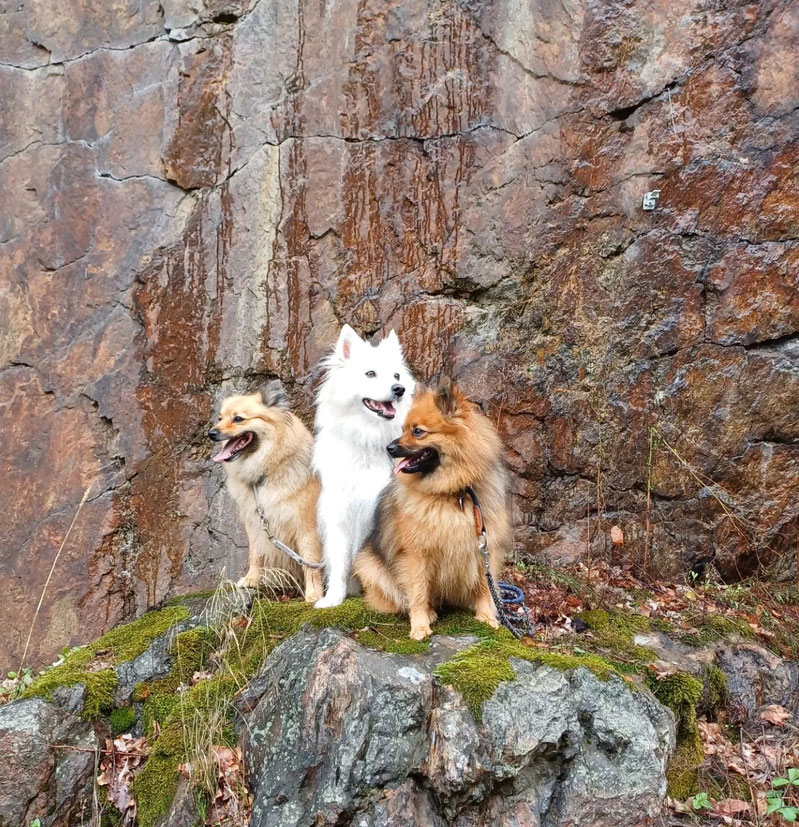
xmin=363 ymin=398 xmax=396 ymax=419
xmin=393 ymin=448 xmax=438 ymax=475
xmin=213 ymin=431 xmax=254 ymax=462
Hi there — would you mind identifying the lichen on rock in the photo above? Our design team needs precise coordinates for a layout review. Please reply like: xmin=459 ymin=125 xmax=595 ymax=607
xmin=22 ymin=604 xmax=191 ymax=719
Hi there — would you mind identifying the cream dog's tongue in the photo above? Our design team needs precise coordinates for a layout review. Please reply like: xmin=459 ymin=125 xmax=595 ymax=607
xmin=212 ymin=433 xmax=251 ymax=462
xmin=213 ymin=440 xmax=237 ymax=462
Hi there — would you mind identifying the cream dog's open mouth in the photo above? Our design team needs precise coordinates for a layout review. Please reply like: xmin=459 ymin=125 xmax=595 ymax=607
xmin=212 ymin=431 xmax=254 ymax=462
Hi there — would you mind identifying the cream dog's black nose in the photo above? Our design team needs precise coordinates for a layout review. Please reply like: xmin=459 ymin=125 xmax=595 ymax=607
xmin=392 ymin=384 xmax=405 ymax=398
xmin=208 ymin=429 xmax=221 ymax=441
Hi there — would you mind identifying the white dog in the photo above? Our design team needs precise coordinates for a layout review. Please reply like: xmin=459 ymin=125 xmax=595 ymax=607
xmin=312 ymin=325 xmax=415 ymax=607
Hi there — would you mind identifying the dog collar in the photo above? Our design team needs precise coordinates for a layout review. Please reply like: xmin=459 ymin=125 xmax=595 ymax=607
xmin=459 ymin=485 xmax=487 ymax=550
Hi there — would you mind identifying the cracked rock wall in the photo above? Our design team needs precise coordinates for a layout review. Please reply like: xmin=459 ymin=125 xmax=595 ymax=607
xmin=1 ymin=0 xmax=797 ymax=669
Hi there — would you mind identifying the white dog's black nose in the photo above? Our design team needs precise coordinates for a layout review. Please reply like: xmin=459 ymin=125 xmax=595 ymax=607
xmin=392 ymin=384 xmax=405 ymax=398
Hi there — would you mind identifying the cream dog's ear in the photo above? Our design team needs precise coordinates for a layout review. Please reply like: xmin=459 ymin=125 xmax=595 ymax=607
xmin=383 ymin=329 xmax=402 ymax=352
xmin=258 ymin=379 xmax=289 ymax=410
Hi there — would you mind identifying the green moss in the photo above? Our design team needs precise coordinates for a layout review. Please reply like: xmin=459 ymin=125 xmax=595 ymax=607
xmin=23 ymin=605 xmax=191 ymax=720
xmin=354 ymin=628 xmax=429 ymax=656
xmin=698 ymin=665 xmax=728 ymax=718
xmin=92 ymin=605 xmax=192 ymax=662
xmin=647 ymin=671 xmax=705 ymax=799
xmin=326 ymin=605 xmax=496 ymax=656
xmin=109 ymin=706 xmax=136 ymax=734
xmin=136 ymin=626 xmax=217 ymax=736
xmin=576 ymin=608 xmax=657 ymax=666
xmin=665 ymin=735 xmax=706 ymax=800
xmin=132 ymin=675 xmax=237 ymax=827
xmin=435 ymin=632 xmax=618 ymax=721
xmin=436 ymin=639 xmax=517 ymax=719
xmin=679 ymin=612 xmax=755 ymax=647
xmin=648 ymin=671 xmax=703 ymax=732
xmin=132 ymin=754 xmax=181 ymax=827
xmin=140 ymin=692 xmax=179 ymax=736
xmin=21 ymin=643 xmax=117 ymax=720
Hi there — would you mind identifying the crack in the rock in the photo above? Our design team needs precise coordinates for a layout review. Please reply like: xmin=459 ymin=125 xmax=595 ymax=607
xmin=97 ymin=170 xmax=192 ymax=192
xmin=476 ymin=26 xmax=583 ymax=89
xmin=607 ymin=79 xmax=682 ymax=122
xmin=713 ymin=331 xmax=799 ymax=355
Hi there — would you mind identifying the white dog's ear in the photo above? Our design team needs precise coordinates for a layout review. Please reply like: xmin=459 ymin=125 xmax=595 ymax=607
xmin=336 ymin=324 xmax=363 ymax=360
xmin=384 ymin=329 xmax=402 ymax=352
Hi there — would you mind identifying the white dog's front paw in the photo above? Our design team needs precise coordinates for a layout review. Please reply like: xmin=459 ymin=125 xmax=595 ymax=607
xmin=314 ymin=592 xmax=345 ymax=609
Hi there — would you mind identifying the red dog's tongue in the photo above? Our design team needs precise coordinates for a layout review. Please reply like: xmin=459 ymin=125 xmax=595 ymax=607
xmin=393 ymin=457 xmax=412 ymax=475
xmin=212 ymin=433 xmax=251 ymax=462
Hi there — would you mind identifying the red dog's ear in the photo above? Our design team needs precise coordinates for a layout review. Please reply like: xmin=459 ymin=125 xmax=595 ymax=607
xmin=434 ymin=376 xmax=462 ymax=416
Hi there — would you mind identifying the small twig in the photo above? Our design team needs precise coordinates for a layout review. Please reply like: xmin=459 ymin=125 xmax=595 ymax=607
xmin=738 ymin=724 xmax=761 ymax=827
xmin=19 ymin=481 xmax=96 ymax=674
xmin=91 ymin=739 xmax=102 ymax=827
xmin=49 ymin=744 xmax=150 ymax=757
xmin=363 ymin=625 xmax=394 ymax=643
xmin=651 ymin=427 xmax=751 ymax=541
xmin=644 ymin=426 xmax=657 ymax=575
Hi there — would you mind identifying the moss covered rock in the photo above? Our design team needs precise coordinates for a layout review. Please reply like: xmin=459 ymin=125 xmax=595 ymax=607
xmin=12 ymin=590 xmax=789 ymax=827
xmin=22 ymin=604 xmax=193 ymax=720
xmin=238 ymin=625 xmax=675 ymax=827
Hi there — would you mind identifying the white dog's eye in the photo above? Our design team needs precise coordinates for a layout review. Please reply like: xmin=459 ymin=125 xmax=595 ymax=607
xmin=394 ymin=373 xmax=400 ymax=380
xmin=233 ymin=415 xmax=244 ymax=423
xmin=365 ymin=370 xmax=376 ymax=378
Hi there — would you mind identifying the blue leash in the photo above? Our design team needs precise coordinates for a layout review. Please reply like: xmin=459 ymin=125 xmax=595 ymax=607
xmin=498 ymin=582 xmax=525 ymax=604
xmin=490 ymin=578 xmax=536 ymax=639
xmin=461 ymin=487 xmax=536 ymax=639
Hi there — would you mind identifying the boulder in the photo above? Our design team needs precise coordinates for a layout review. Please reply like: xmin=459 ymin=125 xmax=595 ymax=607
xmin=238 ymin=627 xmax=675 ymax=826
xmin=716 ymin=642 xmax=799 ymax=722
xmin=0 ymin=698 xmax=96 ymax=827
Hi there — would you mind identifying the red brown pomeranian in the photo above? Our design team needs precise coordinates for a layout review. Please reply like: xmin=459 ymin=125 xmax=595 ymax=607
xmin=353 ymin=377 xmax=512 ymax=640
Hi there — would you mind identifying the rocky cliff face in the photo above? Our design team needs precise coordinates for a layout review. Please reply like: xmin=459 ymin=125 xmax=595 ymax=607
xmin=2 ymin=0 xmax=797 ymax=669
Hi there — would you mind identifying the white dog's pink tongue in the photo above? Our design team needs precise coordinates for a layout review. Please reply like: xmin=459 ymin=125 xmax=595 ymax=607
xmin=393 ymin=457 xmax=412 ymax=475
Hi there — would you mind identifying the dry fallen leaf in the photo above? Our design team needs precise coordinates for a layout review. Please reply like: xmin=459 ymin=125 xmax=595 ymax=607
xmin=667 ymin=796 xmax=691 ymax=814
xmin=713 ymin=798 xmax=750 ymax=816
xmin=760 ymin=704 xmax=790 ymax=726
xmin=648 ymin=661 xmax=678 ymax=681
xmin=610 ymin=525 xmax=624 ymax=546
